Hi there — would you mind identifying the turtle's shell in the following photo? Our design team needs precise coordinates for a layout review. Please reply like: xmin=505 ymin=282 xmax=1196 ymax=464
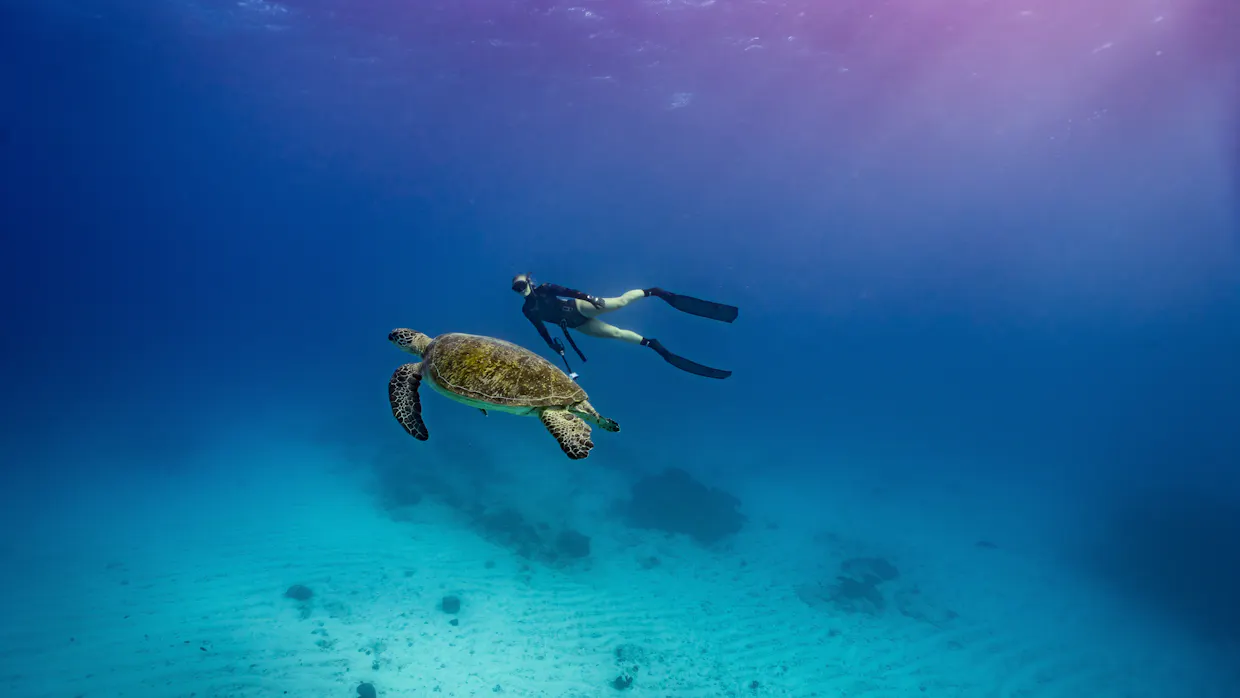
xmin=424 ymin=333 xmax=586 ymax=407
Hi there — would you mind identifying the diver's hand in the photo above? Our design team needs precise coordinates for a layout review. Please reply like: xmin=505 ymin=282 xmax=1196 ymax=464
xmin=552 ymin=338 xmax=566 ymax=354
xmin=587 ymin=295 xmax=606 ymax=309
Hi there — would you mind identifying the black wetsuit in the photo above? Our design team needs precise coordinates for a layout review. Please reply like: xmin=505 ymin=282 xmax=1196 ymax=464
xmin=521 ymin=283 xmax=596 ymax=352
xmin=519 ymin=281 xmax=734 ymax=379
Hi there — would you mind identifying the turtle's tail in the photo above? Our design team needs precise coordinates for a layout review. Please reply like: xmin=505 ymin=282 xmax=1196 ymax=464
xmin=640 ymin=338 xmax=732 ymax=379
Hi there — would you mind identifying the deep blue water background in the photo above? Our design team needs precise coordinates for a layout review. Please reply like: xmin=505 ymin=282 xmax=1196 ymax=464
xmin=3 ymin=0 xmax=1240 ymax=673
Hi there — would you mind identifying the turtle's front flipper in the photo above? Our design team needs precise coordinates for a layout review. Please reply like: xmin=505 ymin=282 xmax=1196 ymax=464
xmin=389 ymin=362 xmax=429 ymax=440
xmin=539 ymin=408 xmax=594 ymax=460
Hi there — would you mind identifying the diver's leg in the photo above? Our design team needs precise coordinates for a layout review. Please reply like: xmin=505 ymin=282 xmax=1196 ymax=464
xmin=576 ymin=320 xmax=730 ymax=378
xmin=575 ymin=289 xmax=647 ymax=318
xmin=574 ymin=318 xmax=644 ymax=344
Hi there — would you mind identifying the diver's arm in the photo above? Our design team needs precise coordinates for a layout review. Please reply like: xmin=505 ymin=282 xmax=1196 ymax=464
xmin=524 ymin=308 xmax=560 ymax=351
xmin=543 ymin=283 xmax=605 ymax=308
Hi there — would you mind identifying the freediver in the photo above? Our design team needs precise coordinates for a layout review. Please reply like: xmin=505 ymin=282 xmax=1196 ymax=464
xmin=510 ymin=272 xmax=737 ymax=379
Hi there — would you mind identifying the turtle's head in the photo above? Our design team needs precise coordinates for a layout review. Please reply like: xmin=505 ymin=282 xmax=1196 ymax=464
xmin=511 ymin=272 xmax=534 ymax=297
xmin=388 ymin=328 xmax=432 ymax=357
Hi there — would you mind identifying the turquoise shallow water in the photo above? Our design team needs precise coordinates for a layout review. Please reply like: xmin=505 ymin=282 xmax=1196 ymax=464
xmin=2 ymin=425 xmax=1238 ymax=697
xmin=2 ymin=0 xmax=1240 ymax=696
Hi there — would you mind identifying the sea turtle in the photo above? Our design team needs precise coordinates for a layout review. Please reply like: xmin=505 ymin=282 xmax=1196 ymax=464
xmin=386 ymin=328 xmax=620 ymax=460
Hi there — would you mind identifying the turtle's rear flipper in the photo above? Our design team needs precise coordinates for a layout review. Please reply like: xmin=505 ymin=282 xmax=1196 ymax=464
xmin=389 ymin=362 xmax=429 ymax=440
xmin=576 ymin=400 xmax=620 ymax=433
xmin=646 ymin=288 xmax=739 ymax=323
xmin=643 ymin=338 xmax=732 ymax=379
xmin=540 ymin=408 xmax=594 ymax=460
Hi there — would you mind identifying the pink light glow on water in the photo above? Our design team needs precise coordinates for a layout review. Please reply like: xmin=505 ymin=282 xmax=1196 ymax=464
xmin=156 ymin=0 xmax=1240 ymax=313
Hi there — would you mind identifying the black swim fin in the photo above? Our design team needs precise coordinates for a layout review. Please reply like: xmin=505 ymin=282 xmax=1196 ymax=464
xmin=663 ymin=352 xmax=733 ymax=379
xmin=642 ymin=338 xmax=732 ymax=379
xmin=646 ymin=288 xmax=738 ymax=323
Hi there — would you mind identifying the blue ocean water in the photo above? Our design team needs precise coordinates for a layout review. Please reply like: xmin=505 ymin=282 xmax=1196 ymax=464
xmin=3 ymin=0 xmax=1240 ymax=696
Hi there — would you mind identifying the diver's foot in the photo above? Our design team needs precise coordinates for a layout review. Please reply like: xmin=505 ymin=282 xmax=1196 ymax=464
xmin=646 ymin=288 xmax=738 ymax=323
xmin=641 ymin=337 xmax=732 ymax=379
